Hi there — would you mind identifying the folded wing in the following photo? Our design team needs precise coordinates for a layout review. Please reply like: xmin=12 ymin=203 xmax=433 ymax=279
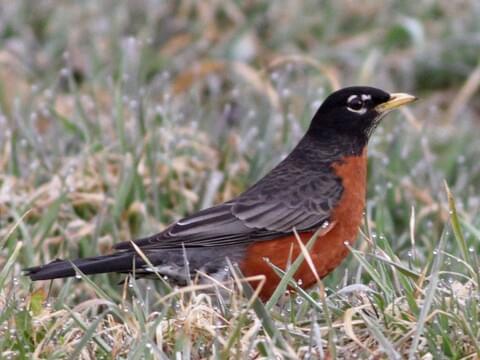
xmin=115 ymin=160 xmax=343 ymax=250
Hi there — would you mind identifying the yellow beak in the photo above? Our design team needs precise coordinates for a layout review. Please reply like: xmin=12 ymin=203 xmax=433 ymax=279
xmin=375 ymin=92 xmax=417 ymax=113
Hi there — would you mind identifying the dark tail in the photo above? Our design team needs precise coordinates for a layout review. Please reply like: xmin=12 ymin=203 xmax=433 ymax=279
xmin=24 ymin=252 xmax=138 ymax=281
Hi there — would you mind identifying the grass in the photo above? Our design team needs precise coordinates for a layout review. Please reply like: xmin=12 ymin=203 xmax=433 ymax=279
xmin=1 ymin=0 xmax=480 ymax=358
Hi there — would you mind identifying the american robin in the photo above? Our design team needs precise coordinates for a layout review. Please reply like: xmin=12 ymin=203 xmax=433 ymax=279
xmin=25 ymin=86 xmax=416 ymax=299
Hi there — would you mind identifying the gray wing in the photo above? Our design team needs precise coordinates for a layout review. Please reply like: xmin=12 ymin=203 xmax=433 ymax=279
xmin=114 ymin=162 xmax=343 ymax=250
xmin=232 ymin=163 xmax=342 ymax=232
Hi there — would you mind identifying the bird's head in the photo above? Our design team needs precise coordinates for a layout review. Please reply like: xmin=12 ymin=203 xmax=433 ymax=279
xmin=309 ymin=86 xmax=417 ymax=140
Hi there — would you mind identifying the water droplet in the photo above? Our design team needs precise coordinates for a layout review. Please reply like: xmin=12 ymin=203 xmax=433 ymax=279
xmin=60 ymin=68 xmax=70 ymax=77
xmin=75 ymin=274 xmax=81 ymax=279
xmin=321 ymin=221 xmax=330 ymax=229
xmin=281 ymin=88 xmax=291 ymax=98
xmin=270 ymin=72 xmax=280 ymax=81
xmin=295 ymin=296 xmax=303 ymax=305
xmin=129 ymin=100 xmax=138 ymax=110
xmin=311 ymin=100 xmax=322 ymax=111
xmin=468 ymin=246 xmax=474 ymax=253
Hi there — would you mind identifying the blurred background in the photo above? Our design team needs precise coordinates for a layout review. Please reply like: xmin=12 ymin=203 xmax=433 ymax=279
xmin=1 ymin=0 xmax=480 ymax=294
xmin=1 ymin=1 xmax=480 ymax=357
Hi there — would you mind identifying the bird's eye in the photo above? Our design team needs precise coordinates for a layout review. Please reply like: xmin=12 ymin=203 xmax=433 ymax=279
xmin=347 ymin=95 xmax=364 ymax=112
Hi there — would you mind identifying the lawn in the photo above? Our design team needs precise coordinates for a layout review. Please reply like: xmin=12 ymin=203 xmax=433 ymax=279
xmin=1 ymin=1 xmax=480 ymax=359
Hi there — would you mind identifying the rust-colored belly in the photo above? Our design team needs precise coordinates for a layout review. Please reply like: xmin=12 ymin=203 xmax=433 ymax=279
xmin=240 ymin=150 xmax=367 ymax=299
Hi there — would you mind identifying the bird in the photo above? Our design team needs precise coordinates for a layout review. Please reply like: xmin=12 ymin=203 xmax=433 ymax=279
xmin=25 ymin=86 xmax=416 ymax=300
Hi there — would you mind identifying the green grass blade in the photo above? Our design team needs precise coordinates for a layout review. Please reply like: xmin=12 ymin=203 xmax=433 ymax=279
xmin=408 ymin=224 xmax=447 ymax=359
xmin=0 ymin=242 xmax=22 ymax=290
xmin=65 ymin=306 xmax=112 ymax=359
xmin=266 ymin=229 xmax=323 ymax=310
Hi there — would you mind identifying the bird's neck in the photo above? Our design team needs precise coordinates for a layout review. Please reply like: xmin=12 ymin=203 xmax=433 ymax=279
xmin=299 ymin=130 xmax=368 ymax=161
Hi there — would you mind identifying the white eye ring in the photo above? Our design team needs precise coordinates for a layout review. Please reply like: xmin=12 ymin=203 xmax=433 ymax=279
xmin=347 ymin=95 xmax=367 ymax=114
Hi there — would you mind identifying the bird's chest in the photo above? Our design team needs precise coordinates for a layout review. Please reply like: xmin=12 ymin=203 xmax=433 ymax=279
xmin=329 ymin=149 xmax=367 ymax=243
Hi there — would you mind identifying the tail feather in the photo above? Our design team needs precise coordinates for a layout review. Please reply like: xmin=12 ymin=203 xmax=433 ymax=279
xmin=24 ymin=252 xmax=138 ymax=281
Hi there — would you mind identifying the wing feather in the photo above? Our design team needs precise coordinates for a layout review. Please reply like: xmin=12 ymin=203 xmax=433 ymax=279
xmin=115 ymin=148 xmax=344 ymax=250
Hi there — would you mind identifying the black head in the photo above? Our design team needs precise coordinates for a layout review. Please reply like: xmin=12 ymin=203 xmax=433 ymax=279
xmin=308 ymin=86 xmax=416 ymax=141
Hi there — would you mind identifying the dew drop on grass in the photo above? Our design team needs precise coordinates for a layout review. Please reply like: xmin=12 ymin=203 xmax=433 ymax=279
xmin=129 ymin=100 xmax=138 ymax=110
xmin=60 ymin=67 xmax=70 ymax=77
xmin=281 ymin=88 xmax=291 ymax=98
xmin=75 ymin=274 xmax=81 ymax=279
xmin=270 ymin=72 xmax=280 ymax=82
xmin=295 ymin=296 xmax=303 ymax=305
xmin=310 ymin=100 xmax=322 ymax=111
xmin=469 ymin=246 xmax=474 ymax=253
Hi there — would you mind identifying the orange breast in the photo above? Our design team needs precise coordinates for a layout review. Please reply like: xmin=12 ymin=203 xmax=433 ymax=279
xmin=239 ymin=149 xmax=367 ymax=299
